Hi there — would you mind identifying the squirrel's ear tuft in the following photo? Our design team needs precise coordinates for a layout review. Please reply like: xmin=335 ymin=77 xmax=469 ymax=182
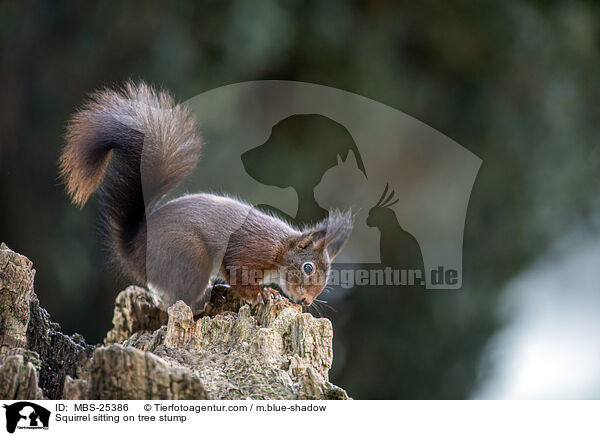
xmin=304 ymin=210 xmax=353 ymax=259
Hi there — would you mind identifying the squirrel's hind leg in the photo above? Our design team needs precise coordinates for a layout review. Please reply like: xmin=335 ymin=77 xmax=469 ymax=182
xmin=146 ymin=234 xmax=213 ymax=312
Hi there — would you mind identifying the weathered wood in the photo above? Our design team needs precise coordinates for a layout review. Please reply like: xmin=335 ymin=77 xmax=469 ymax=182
xmin=0 ymin=243 xmax=349 ymax=400
xmin=0 ymin=242 xmax=95 ymax=399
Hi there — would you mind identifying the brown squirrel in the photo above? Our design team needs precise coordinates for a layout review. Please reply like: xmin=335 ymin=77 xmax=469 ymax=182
xmin=59 ymin=81 xmax=352 ymax=311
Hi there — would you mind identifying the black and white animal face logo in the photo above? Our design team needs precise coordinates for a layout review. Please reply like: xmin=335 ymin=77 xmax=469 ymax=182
xmin=3 ymin=402 xmax=50 ymax=433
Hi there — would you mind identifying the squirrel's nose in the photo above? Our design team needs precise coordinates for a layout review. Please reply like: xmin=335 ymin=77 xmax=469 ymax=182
xmin=300 ymin=298 xmax=310 ymax=306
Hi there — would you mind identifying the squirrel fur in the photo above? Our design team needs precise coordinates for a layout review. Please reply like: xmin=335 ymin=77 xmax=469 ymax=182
xmin=59 ymin=81 xmax=352 ymax=310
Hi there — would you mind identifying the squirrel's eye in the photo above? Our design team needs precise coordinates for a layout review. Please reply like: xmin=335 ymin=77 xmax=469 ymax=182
xmin=302 ymin=262 xmax=315 ymax=275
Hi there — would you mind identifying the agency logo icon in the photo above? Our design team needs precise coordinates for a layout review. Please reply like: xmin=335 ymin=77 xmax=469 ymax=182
xmin=2 ymin=402 xmax=50 ymax=433
xmin=142 ymin=80 xmax=481 ymax=299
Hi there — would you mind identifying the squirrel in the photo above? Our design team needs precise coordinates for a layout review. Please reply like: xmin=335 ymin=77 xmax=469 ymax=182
xmin=59 ymin=81 xmax=353 ymax=311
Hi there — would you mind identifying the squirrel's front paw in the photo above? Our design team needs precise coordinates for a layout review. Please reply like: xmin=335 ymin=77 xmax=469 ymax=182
xmin=233 ymin=286 xmax=264 ymax=305
xmin=260 ymin=286 xmax=281 ymax=301
xmin=236 ymin=286 xmax=281 ymax=305
xmin=244 ymin=293 xmax=264 ymax=305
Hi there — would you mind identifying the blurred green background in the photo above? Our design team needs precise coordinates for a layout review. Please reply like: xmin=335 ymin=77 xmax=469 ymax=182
xmin=1 ymin=0 xmax=599 ymax=399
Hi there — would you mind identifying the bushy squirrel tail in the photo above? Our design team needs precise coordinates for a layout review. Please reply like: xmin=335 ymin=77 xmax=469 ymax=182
xmin=59 ymin=81 xmax=202 ymax=277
